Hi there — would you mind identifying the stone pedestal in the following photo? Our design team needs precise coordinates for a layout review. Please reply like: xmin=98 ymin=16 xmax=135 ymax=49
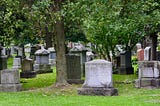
xmin=20 ymin=59 xmax=36 ymax=78
xmin=66 ymin=54 xmax=84 ymax=84
xmin=34 ymin=49 xmax=52 ymax=74
xmin=135 ymin=61 xmax=160 ymax=88
xmin=77 ymin=59 xmax=118 ymax=96
xmin=0 ymin=69 xmax=22 ymax=92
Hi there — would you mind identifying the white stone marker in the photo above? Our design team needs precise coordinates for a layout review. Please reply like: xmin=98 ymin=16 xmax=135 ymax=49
xmin=77 ymin=59 xmax=118 ymax=96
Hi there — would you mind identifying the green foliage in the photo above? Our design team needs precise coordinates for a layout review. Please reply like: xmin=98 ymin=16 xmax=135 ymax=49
xmin=64 ymin=0 xmax=160 ymax=60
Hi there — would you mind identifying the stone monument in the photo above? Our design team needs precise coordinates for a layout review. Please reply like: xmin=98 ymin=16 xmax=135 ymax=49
xmin=34 ymin=48 xmax=52 ymax=74
xmin=135 ymin=61 xmax=160 ymax=88
xmin=0 ymin=46 xmax=7 ymax=70
xmin=12 ymin=58 xmax=21 ymax=69
xmin=20 ymin=58 xmax=37 ymax=78
xmin=0 ymin=69 xmax=22 ymax=92
xmin=69 ymin=45 xmax=87 ymax=77
xmin=119 ymin=51 xmax=134 ymax=74
xmin=48 ymin=47 xmax=56 ymax=66
xmin=66 ymin=54 xmax=84 ymax=84
xmin=77 ymin=59 xmax=118 ymax=96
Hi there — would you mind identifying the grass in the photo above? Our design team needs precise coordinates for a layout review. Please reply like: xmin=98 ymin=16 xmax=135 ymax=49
xmin=0 ymin=57 xmax=159 ymax=106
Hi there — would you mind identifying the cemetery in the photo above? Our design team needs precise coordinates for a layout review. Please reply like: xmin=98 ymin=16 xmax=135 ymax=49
xmin=0 ymin=0 xmax=160 ymax=106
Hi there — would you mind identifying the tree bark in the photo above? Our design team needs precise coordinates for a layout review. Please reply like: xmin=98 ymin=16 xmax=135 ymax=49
xmin=53 ymin=0 xmax=68 ymax=85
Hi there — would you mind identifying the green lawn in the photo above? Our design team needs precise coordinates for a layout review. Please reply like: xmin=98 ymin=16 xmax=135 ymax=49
xmin=0 ymin=72 xmax=160 ymax=106
xmin=1 ymin=57 xmax=159 ymax=106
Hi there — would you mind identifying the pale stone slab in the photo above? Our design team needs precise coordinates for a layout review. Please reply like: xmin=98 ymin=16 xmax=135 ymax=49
xmin=83 ymin=59 xmax=113 ymax=88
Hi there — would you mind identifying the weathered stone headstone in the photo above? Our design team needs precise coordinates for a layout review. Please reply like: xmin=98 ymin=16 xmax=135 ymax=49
xmin=66 ymin=54 xmax=84 ymax=84
xmin=135 ymin=61 xmax=160 ymax=88
xmin=119 ymin=51 xmax=134 ymax=74
xmin=48 ymin=47 xmax=56 ymax=66
xmin=144 ymin=47 xmax=151 ymax=61
xmin=34 ymin=48 xmax=52 ymax=74
xmin=77 ymin=59 xmax=118 ymax=96
xmin=69 ymin=45 xmax=87 ymax=77
xmin=12 ymin=58 xmax=21 ymax=69
xmin=20 ymin=58 xmax=36 ymax=78
xmin=0 ymin=46 xmax=7 ymax=70
xmin=156 ymin=51 xmax=160 ymax=61
xmin=0 ymin=69 xmax=22 ymax=92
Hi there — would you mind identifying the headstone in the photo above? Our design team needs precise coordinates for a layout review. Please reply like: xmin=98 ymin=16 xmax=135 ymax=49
xmin=77 ymin=59 xmax=118 ymax=96
xmin=156 ymin=51 xmax=160 ymax=61
xmin=20 ymin=58 xmax=37 ymax=78
xmin=137 ymin=49 xmax=144 ymax=61
xmin=1 ymin=47 xmax=6 ymax=56
xmin=0 ymin=69 xmax=22 ymax=92
xmin=119 ymin=51 xmax=134 ymax=74
xmin=144 ymin=47 xmax=151 ymax=61
xmin=48 ymin=47 xmax=56 ymax=66
xmin=0 ymin=46 xmax=7 ymax=70
xmin=30 ymin=46 xmax=37 ymax=60
xmin=66 ymin=54 xmax=84 ymax=84
xmin=69 ymin=45 xmax=87 ymax=77
xmin=135 ymin=61 xmax=160 ymax=88
xmin=86 ymin=51 xmax=94 ymax=61
xmin=34 ymin=48 xmax=52 ymax=74
xmin=12 ymin=58 xmax=21 ymax=69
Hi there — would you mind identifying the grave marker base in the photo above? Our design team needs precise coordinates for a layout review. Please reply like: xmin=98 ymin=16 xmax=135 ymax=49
xmin=77 ymin=87 xmax=118 ymax=96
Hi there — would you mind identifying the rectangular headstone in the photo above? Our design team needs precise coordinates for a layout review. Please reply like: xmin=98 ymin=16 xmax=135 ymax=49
xmin=144 ymin=47 xmax=151 ymax=61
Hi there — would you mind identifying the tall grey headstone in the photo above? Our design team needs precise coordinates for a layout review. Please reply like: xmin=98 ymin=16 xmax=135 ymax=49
xmin=66 ymin=54 xmax=84 ymax=84
xmin=77 ymin=59 xmax=118 ymax=96
xmin=69 ymin=45 xmax=87 ymax=77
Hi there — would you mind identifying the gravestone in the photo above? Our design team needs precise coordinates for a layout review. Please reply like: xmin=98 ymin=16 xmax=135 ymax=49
xmin=144 ymin=47 xmax=151 ymax=61
xmin=0 ymin=46 xmax=7 ymax=70
xmin=119 ymin=51 xmax=134 ymax=74
xmin=0 ymin=69 xmax=22 ymax=92
xmin=77 ymin=59 xmax=118 ymax=96
xmin=20 ymin=58 xmax=36 ymax=78
xmin=69 ymin=45 xmax=87 ymax=77
xmin=66 ymin=54 xmax=84 ymax=84
xmin=34 ymin=48 xmax=52 ymax=74
xmin=135 ymin=61 xmax=160 ymax=88
xmin=12 ymin=58 xmax=21 ymax=69
xmin=137 ymin=49 xmax=144 ymax=61
xmin=48 ymin=47 xmax=56 ymax=66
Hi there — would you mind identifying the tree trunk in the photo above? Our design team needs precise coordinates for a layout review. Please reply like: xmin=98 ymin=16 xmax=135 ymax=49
xmin=52 ymin=0 xmax=68 ymax=86
xmin=45 ymin=26 xmax=52 ymax=49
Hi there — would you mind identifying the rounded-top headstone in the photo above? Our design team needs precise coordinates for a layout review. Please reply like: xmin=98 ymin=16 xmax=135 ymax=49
xmin=35 ymin=49 xmax=49 ymax=56
xmin=83 ymin=59 xmax=113 ymax=88
xmin=48 ymin=47 xmax=55 ymax=52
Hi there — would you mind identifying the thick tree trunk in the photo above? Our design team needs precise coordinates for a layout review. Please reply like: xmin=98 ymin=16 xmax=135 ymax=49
xmin=45 ymin=26 xmax=52 ymax=49
xmin=151 ymin=33 xmax=157 ymax=60
xmin=54 ymin=20 xmax=68 ymax=85
xmin=53 ymin=0 xmax=68 ymax=85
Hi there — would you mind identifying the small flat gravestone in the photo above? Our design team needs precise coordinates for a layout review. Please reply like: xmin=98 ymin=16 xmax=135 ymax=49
xmin=135 ymin=61 xmax=160 ymax=88
xmin=77 ymin=59 xmax=118 ymax=96
xmin=48 ymin=47 xmax=56 ymax=66
xmin=0 ymin=69 xmax=22 ymax=92
xmin=20 ymin=58 xmax=37 ymax=78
